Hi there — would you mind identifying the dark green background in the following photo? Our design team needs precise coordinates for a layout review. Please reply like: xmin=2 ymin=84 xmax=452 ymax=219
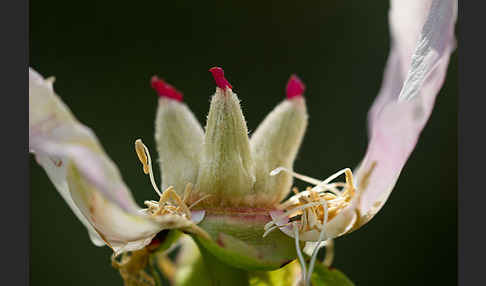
xmin=30 ymin=1 xmax=457 ymax=285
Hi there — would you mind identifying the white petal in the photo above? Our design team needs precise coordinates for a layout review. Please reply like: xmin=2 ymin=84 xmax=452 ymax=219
xmin=354 ymin=0 xmax=457 ymax=227
xmin=29 ymin=68 xmax=194 ymax=253
xmin=303 ymin=241 xmax=328 ymax=257
xmin=190 ymin=210 xmax=206 ymax=224
xmin=35 ymin=153 xmax=105 ymax=246
xmin=398 ymin=0 xmax=458 ymax=102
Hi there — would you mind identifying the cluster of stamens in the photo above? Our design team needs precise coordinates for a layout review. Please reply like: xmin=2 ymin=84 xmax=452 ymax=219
xmin=263 ymin=167 xmax=356 ymax=286
xmin=135 ymin=139 xmax=209 ymax=220
xmin=263 ymin=167 xmax=355 ymax=237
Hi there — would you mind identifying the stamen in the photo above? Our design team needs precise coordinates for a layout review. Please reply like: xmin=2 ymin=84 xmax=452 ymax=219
xmin=209 ymin=67 xmax=232 ymax=90
xmin=262 ymin=224 xmax=281 ymax=238
xmin=143 ymin=183 xmax=210 ymax=221
xmin=135 ymin=139 xmax=150 ymax=175
xmin=311 ymin=168 xmax=353 ymax=193
xmin=293 ymin=222 xmax=307 ymax=284
xmin=301 ymin=209 xmax=308 ymax=232
xmin=271 ymin=167 xmax=322 ymax=186
xmin=264 ymin=201 xmax=325 ymax=231
xmin=271 ymin=167 xmax=344 ymax=202
xmin=135 ymin=139 xmax=162 ymax=197
xmin=306 ymin=201 xmax=328 ymax=286
xmin=182 ymin=183 xmax=193 ymax=204
xmin=163 ymin=187 xmax=191 ymax=218
xmin=286 ymin=74 xmax=305 ymax=99
xmin=322 ymin=239 xmax=334 ymax=267
xmin=292 ymin=187 xmax=299 ymax=195
xmin=187 ymin=194 xmax=212 ymax=210
xmin=264 ymin=168 xmax=356 ymax=283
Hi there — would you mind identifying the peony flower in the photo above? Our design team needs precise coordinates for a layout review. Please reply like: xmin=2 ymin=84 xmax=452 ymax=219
xmin=29 ymin=0 xmax=456 ymax=284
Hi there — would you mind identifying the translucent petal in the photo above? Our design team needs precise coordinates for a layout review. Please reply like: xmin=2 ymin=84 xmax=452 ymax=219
xmin=270 ymin=0 xmax=456 ymax=243
xmin=29 ymin=68 xmax=195 ymax=253
xmin=34 ymin=153 xmax=105 ymax=246
xmin=354 ymin=0 xmax=457 ymax=227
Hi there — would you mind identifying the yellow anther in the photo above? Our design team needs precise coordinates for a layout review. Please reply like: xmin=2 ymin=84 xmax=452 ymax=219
xmin=292 ymin=187 xmax=299 ymax=195
xmin=264 ymin=167 xmax=357 ymax=236
xmin=143 ymin=183 xmax=210 ymax=220
xmin=135 ymin=139 xmax=162 ymax=197
xmin=135 ymin=139 xmax=150 ymax=174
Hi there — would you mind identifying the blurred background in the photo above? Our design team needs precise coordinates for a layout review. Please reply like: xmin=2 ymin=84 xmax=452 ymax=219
xmin=30 ymin=0 xmax=457 ymax=285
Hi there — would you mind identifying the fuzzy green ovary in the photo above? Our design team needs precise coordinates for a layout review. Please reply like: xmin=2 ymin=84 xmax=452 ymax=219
xmin=196 ymin=89 xmax=256 ymax=205
xmin=250 ymin=98 xmax=308 ymax=204
xmin=155 ymin=98 xmax=204 ymax=196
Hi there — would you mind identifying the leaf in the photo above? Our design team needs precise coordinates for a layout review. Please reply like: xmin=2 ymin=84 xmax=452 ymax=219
xmin=310 ymin=263 xmax=354 ymax=286
xmin=249 ymin=260 xmax=300 ymax=286
xmin=250 ymin=260 xmax=353 ymax=286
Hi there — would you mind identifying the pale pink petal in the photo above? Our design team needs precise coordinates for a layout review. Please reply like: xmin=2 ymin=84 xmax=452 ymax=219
xmin=190 ymin=210 xmax=206 ymax=224
xmin=354 ymin=0 xmax=457 ymax=227
xmin=29 ymin=68 xmax=194 ymax=253
xmin=34 ymin=153 xmax=105 ymax=246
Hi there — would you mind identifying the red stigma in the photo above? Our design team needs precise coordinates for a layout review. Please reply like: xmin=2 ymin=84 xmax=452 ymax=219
xmin=209 ymin=67 xmax=232 ymax=90
xmin=150 ymin=76 xmax=183 ymax=102
xmin=286 ymin=74 xmax=305 ymax=99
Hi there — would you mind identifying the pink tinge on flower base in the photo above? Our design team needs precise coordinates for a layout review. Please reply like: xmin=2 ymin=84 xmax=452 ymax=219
xmin=286 ymin=74 xmax=305 ymax=99
xmin=151 ymin=76 xmax=183 ymax=102
xmin=209 ymin=67 xmax=233 ymax=89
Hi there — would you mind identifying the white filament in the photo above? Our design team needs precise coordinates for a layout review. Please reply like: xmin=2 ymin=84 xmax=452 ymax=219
xmin=311 ymin=168 xmax=351 ymax=193
xmin=262 ymin=225 xmax=281 ymax=238
xmin=270 ymin=167 xmax=322 ymax=185
xmin=306 ymin=200 xmax=329 ymax=286
xmin=294 ymin=222 xmax=307 ymax=284
xmin=187 ymin=194 xmax=212 ymax=210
